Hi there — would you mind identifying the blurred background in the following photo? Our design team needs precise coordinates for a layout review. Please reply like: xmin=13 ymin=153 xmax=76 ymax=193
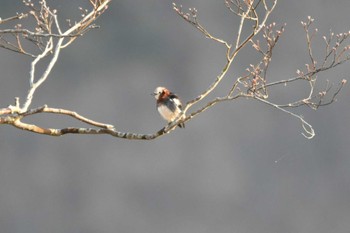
xmin=1 ymin=0 xmax=350 ymax=233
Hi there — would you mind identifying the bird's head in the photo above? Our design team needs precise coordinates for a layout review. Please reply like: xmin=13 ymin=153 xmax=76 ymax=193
xmin=152 ymin=86 xmax=169 ymax=99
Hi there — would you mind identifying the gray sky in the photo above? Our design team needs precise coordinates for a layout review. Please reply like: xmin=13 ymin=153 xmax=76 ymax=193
xmin=0 ymin=1 xmax=350 ymax=233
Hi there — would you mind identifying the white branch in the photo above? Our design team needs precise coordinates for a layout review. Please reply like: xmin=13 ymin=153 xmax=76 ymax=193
xmin=254 ymin=96 xmax=315 ymax=139
xmin=20 ymin=0 xmax=111 ymax=112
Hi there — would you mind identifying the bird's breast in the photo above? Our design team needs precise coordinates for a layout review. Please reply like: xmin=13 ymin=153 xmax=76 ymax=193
xmin=157 ymin=104 xmax=180 ymax=122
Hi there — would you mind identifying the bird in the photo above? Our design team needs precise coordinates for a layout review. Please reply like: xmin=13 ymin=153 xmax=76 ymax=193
xmin=152 ymin=86 xmax=185 ymax=128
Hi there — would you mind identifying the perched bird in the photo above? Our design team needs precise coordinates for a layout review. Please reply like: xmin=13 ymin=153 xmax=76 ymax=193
xmin=152 ymin=86 xmax=185 ymax=128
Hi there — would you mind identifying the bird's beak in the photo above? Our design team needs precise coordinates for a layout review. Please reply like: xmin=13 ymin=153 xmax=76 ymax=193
xmin=151 ymin=93 xmax=156 ymax=96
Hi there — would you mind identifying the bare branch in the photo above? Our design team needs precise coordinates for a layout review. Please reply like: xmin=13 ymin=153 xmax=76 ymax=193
xmin=0 ymin=104 xmax=172 ymax=140
xmin=21 ymin=105 xmax=114 ymax=129
xmin=0 ymin=13 xmax=27 ymax=24
xmin=172 ymin=3 xmax=231 ymax=49
xmin=253 ymin=96 xmax=315 ymax=139
xmin=0 ymin=28 xmax=95 ymax=38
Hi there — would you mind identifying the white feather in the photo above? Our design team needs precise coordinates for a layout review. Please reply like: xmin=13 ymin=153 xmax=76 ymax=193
xmin=158 ymin=104 xmax=181 ymax=122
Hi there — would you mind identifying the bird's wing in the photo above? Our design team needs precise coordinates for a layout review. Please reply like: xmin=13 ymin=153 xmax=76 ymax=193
xmin=169 ymin=94 xmax=182 ymax=110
